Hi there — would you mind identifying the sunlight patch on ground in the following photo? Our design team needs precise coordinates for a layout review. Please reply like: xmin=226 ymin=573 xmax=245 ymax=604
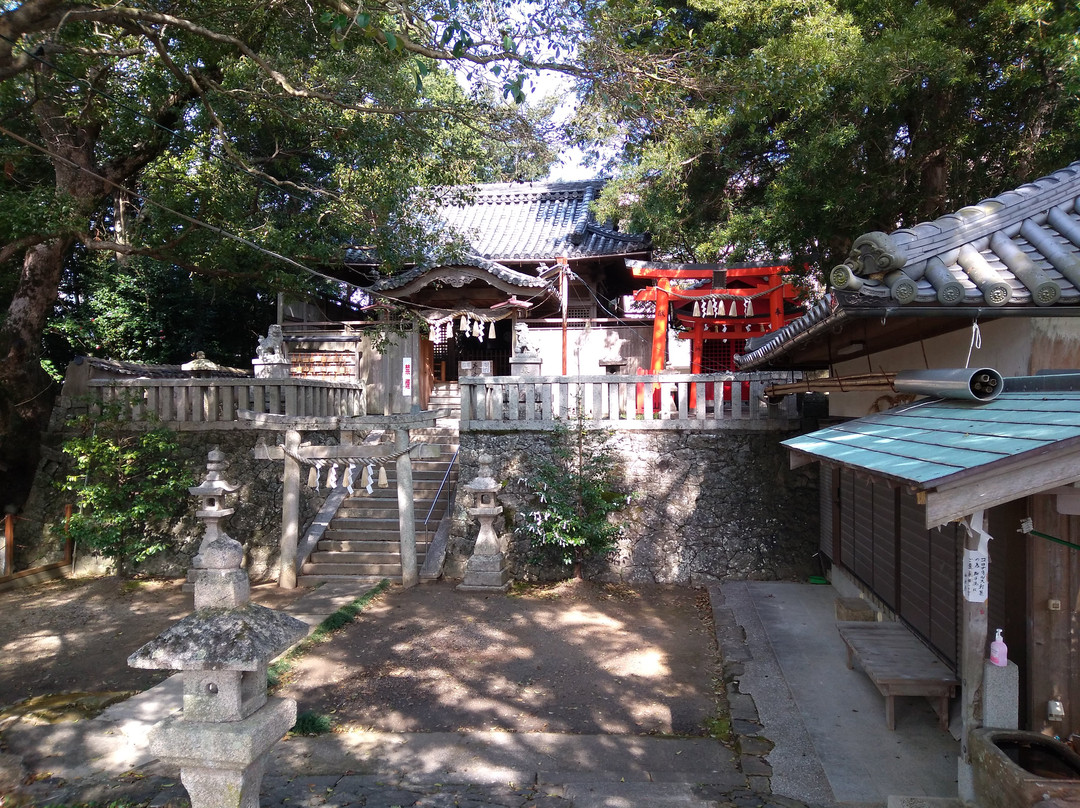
xmin=608 ymin=649 xmax=668 ymax=678
xmin=3 ymin=634 xmax=62 ymax=657
xmin=555 ymin=606 xmax=623 ymax=630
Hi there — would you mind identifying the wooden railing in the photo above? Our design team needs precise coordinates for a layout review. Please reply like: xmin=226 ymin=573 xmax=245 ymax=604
xmin=83 ymin=377 xmax=366 ymax=427
xmin=460 ymin=372 xmax=801 ymax=431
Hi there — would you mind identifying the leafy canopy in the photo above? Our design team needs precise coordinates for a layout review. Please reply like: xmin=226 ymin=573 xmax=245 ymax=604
xmin=572 ymin=0 xmax=1080 ymax=268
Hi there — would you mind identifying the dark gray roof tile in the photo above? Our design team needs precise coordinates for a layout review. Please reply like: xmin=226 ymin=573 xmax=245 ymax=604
xmin=738 ymin=161 xmax=1080 ymax=368
xmin=436 ymin=180 xmax=651 ymax=261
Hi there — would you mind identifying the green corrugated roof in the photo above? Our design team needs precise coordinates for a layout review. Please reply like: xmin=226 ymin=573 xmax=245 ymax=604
xmin=782 ymin=391 xmax=1080 ymax=488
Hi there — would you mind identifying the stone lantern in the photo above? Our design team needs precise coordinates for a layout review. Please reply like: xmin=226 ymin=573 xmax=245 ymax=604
xmin=129 ymin=449 xmax=307 ymax=808
xmin=458 ymin=452 xmax=510 ymax=592
xmin=182 ymin=351 xmax=223 ymax=379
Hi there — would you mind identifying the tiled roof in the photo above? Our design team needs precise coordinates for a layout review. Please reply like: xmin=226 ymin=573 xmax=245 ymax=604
xmin=369 ymin=254 xmax=550 ymax=292
xmin=738 ymin=162 xmax=1080 ymax=368
xmin=783 ymin=386 xmax=1080 ymax=489
xmin=79 ymin=356 xmax=250 ymax=379
xmin=436 ymin=180 xmax=652 ymax=262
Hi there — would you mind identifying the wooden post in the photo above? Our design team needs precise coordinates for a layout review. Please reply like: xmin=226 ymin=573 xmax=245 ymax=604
xmin=559 ymin=257 xmax=569 ymax=375
xmin=689 ymin=319 xmax=704 ymax=409
xmin=958 ymin=510 xmax=991 ymax=801
xmin=279 ymin=429 xmax=301 ymax=589
xmin=395 ymin=428 xmax=418 ymax=588
xmin=3 ymin=513 xmax=13 ymax=577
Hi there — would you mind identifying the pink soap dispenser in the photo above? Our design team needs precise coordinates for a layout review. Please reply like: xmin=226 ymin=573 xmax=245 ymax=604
xmin=990 ymin=628 xmax=1008 ymax=667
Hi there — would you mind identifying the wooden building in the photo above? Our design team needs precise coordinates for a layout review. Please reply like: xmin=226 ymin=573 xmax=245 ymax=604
xmin=736 ymin=162 xmax=1080 ymax=746
xmin=349 ymin=180 xmax=655 ymax=380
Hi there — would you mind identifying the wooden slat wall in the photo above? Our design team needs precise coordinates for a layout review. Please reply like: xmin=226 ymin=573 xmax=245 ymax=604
xmin=851 ymin=475 xmax=875 ymax=586
xmin=840 ymin=471 xmax=855 ymax=566
xmin=928 ymin=523 xmax=959 ymax=667
xmin=899 ymin=493 xmax=932 ymax=641
xmin=820 ymin=465 xmax=835 ymax=559
xmin=1028 ymin=494 xmax=1079 ymax=738
xmin=834 ymin=471 xmax=959 ymax=667
xmin=873 ymin=485 xmax=898 ymax=608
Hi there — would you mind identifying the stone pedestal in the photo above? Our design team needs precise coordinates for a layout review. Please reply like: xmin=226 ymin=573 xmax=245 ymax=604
xmin=252 ymin=358 xmax=289 ymax=379
xmin=509 ymin=353 xmax=541 ymax=377
xmin=983 ymin=660 xmax=1019 ymax=729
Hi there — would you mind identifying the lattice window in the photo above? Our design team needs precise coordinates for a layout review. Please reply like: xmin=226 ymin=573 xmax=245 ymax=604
xmin=700 ymin=338 xmax=746 ymax=373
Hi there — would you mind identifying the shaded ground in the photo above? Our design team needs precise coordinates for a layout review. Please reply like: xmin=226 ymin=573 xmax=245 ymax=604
xmin=0 ymin=576 xmax=305 ymax=712
xmin=277 ymin=579 xmax=721 ymax=737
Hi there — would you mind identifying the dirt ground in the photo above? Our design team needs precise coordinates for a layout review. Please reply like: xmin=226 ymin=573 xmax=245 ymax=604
xmin=0 ymin=576 xmax=721 ymax=739
xmin=277 ymin=579 xmax=721 ymax=737
xmin=0 ymin=576 xmax=306 ymax=713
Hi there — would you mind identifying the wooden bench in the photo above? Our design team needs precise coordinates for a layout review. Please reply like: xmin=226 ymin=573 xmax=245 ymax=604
xmin=837 ymin=621 xmax=958 ymax=731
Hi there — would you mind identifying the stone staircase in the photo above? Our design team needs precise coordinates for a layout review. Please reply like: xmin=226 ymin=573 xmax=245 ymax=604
xmin=298 ymin=424 xmax=459 ymax=586
xmin=428 ymin=380 xmax=461 ymax=420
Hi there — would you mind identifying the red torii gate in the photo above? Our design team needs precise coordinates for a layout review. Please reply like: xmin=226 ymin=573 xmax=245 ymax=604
xmin=631 ymin=260 xmax=803 ymax=407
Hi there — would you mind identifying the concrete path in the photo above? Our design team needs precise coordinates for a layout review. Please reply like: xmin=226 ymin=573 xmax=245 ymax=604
xmin=4 ymin=579 xmax=962 ymax=808
xmin=715 ymin=582 xmax=959 ymax=806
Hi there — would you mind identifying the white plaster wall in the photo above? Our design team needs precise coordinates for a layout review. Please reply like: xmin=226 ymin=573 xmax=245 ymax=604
xmin=525 ymin=323 xmax=653 ymax=375
xmin=828 ymin=318 xmax=1036 ymax=418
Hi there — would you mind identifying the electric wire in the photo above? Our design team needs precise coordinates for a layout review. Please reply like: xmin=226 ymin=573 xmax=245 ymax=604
xmin=0 ymin=123 xmax=345 ymax=283
xmin=0 ymin=31 xmax=347 ymax=215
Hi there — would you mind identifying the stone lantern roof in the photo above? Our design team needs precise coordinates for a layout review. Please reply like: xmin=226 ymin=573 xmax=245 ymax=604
xmin=128 ymin=604 xmax=305 ymax=672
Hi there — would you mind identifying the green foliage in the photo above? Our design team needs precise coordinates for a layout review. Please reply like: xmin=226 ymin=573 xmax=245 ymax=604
xmin=57 ymin=404 xmax=194 ymax=574
xmin=574 ymin=0 xmax=1080 ymax=269
xmin=519 ymin=419 xmax=627 ymax=575
xmin=292 ymin=710 xmax=334 ymax=735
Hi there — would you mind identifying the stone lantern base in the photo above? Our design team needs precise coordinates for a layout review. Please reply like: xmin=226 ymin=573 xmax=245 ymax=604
xmin=458 ymin=552 xmax=510 ymax=593
xmin=148 ymin=697 xmax=296 ymax=808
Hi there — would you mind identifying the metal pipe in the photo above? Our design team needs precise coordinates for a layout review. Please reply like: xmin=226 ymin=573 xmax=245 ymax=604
xmin=425 ymin=448 xmax=459 ymax=527
xmin=893 ymin=367 xmax=1003 ymax=401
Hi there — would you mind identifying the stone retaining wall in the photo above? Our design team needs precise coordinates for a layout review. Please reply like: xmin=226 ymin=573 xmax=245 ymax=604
xmin=448 ymin=429 xmax=820 ymax=584
xmin=15 ymin=413 xmax=331 ymax=581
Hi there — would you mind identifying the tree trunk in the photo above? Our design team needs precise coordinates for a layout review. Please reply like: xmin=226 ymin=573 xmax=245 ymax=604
xmin=0 ymin=238 xmax=73 ymax=508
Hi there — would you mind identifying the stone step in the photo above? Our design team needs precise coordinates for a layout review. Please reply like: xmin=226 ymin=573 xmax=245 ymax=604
xmin=309 ymin=551 xmax=415 ymax=565
xmin=297 ymin=573 xmax=402 ymax=587
xmin=330 ymin=513 xmax=445 ymax=528
xmin=317 ymin=540 xmax=432 ymax=554
xmin=299 ymin=561 xmax=421 ymax=577
xmin=327 ymin=519 xmax=442 ymax=533
xmin=323 ymin=531 xmax=420 ymax=544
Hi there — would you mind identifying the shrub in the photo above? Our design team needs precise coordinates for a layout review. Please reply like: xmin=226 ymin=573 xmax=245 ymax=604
xmin=57 ymin=401 xmax=193 ymax=575
xmin=518 ymin=418 xmax=627 ymax=578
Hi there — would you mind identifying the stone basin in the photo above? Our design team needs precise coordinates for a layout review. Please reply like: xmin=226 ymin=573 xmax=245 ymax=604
xmin=971 ymin=728 xmax=1080 ymax=808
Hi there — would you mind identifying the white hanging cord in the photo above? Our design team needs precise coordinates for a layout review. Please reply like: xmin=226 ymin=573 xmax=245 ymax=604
xmin=965 ymin=321 xmax=982 ymax=368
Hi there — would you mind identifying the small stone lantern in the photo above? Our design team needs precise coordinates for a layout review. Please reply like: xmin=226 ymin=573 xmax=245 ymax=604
xmin=129 ymin=450 xmax=307 ymax=808
xmin=458 ymin=452 xmax=510 ymax=592
xmin=182 ymin=351 xmax=223 ymax=379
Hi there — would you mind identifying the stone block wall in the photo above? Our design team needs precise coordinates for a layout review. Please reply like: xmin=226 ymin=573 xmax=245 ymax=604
xmin=15 ymin=417 xmax=331 ymax=581
xmin=449 ymin=429 xmax=820 ymax=584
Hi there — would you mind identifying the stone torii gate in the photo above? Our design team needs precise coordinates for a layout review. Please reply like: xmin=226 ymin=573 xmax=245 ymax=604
xmin=246 ymin=409 xmax=444 ymax=589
